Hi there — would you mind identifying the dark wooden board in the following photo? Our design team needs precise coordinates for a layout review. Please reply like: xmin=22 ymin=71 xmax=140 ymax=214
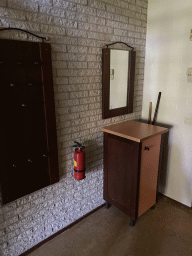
xmin=39 ymin=43 xmax=59 ymax=184
xmin=0 ymin=39 xmax=59 ymax=204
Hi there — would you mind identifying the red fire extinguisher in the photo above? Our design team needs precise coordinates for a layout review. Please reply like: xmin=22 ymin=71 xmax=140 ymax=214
xmin=73 ymin=141 xmax=85 ymax=180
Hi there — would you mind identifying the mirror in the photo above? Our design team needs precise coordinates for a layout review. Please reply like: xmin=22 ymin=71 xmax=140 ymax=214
xmin=102 ymin=48 xmax=136 ymax=119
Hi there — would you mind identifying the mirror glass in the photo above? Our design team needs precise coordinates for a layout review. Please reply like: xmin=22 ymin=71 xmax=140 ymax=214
xmin=109 ymin=49 xmax=129 ymax=110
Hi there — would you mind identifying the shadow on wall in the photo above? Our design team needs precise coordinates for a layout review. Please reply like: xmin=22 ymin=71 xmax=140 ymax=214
xmin=138 ymin=119 xmax=173 ymax=193
xmin=84 ymin=138 xmax=103 ymax=172
xmin=158 ymin=131 xmax=169 ymax=193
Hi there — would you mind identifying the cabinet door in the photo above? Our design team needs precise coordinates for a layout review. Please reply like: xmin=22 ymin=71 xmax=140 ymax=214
xmin=103 ymin=133 xmax=140 ymax=219
xmin=138 ymin=134 xmax=161 ymax=217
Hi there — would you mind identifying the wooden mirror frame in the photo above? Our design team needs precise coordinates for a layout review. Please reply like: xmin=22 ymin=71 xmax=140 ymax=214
xmin=102 ymin=48 xmax=136 ymax=119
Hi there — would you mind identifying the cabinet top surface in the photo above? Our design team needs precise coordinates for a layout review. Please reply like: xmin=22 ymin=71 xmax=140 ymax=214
xmin=102 ymin=121 xmax=169 ymax=142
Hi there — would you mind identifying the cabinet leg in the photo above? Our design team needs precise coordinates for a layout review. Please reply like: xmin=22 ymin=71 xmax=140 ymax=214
xmin=105 ymin=202 xmax=111 ymax=209
xmin=130 ymin=218 xmax=136 ymax=227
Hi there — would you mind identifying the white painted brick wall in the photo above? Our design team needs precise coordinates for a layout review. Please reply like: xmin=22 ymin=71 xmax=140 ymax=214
xmin=0 ymin=0 xmax=148 ymax=255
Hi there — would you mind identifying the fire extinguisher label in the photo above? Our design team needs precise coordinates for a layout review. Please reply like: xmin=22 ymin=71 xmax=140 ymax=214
xmin=74 ymin=160 xmax=77 ymax=167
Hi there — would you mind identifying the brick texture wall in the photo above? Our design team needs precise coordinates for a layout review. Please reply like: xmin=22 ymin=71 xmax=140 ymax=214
xmin=0 ymin=0 xmax=148 ymax=255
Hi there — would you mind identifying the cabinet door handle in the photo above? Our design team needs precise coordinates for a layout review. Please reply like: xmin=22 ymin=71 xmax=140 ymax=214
xmin=144 ymin=146 xmax=150 ymax=151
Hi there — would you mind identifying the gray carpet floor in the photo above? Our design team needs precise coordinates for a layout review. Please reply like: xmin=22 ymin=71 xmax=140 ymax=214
xmin=28 ymin=195 xmax=192 ymax=256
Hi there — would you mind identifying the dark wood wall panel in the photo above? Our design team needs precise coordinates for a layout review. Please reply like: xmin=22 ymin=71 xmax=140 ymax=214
xmin=0 ymin=39 xmax=59 ymax=204
xmin=39 ymin=43 xmax=59 ymax=184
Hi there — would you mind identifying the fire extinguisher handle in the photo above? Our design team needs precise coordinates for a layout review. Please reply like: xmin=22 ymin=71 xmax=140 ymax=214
xmin=73 ymin=141 xmax=85 ymax=150
xmin=74 ymin=141 xmax=82 ymax=147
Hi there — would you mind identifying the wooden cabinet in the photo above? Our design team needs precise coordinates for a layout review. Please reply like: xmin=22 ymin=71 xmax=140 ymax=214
xmin=102 ymin=121 xmax=168 ymax=226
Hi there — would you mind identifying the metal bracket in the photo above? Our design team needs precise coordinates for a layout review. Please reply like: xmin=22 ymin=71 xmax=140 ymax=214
xmin=103 ymin=41 xmax=135 ymax=51
xmin=0 ymin=27 xmax=49 ymax=42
